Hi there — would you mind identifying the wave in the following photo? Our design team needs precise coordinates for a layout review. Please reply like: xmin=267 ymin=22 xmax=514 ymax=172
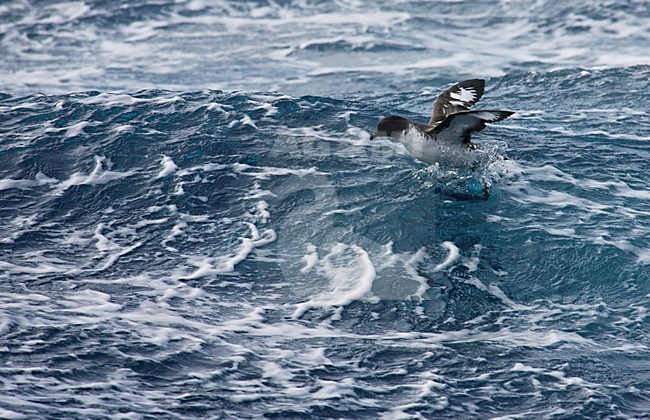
xmin=1 ymin=64 xmax=649 ymax=417
xmin=1 ymin=0 xmax=649 ymax=94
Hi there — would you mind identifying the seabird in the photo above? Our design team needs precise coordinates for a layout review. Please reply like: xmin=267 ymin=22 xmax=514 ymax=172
xmin=370 ymin=79 xmax=514 ymax=164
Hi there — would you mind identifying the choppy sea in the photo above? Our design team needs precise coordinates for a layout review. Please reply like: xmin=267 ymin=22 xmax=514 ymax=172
xmin=1 ymin=1 xmax=649 ymax=418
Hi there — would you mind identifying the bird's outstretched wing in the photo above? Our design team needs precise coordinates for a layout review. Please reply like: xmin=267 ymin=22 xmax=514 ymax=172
xmin=432 ymin=110 xmax=514 ymax=144
xmin=429 ymin=79 xmax=485 ymax=125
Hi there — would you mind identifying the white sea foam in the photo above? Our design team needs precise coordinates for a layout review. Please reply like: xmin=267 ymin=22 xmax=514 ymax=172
xmin=551 ymin=126 xmax=650 ymax=142
xmin=57 ymin=156 xmax=136 ymax=193
xmin=434 ymin=241 xmax=460 ymax=271
xmin=0 ymin=314 xmax=13 ymax=336
xmin=502 ymin=162 xmax=650 ymax=264
xmin=2 ymin=0 xmax=648 ymax=94
xmin=404 ymin=247 xmax=429 ymax=300
xmin=156 ymin=156 xmax=178 ymax=179
xmin=293 ymin=243 xmax=376 ymax=318
xmin=300 ymin=244 xmax=319 ymax=274
xmin=463 ymin=245 xmax=482 ymax=273
xmin=510 ymin=363 xmax=591 ymax=389
xmin=61 ymin=121 xmax=89 ymax=138
xmin=232 ymin=163 xmax=327 ymax=180
xmin=0 ymin=173 xmax=58 ymax=191
xmin=322 ymin=206 xmax=364 ymax=216
xmin=184 ymin=222 xmax=277 ymax=279
xmin=0 ymin=259 xmax=73 ymax=276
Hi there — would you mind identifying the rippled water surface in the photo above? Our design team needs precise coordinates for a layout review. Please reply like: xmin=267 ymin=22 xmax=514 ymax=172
xmin=1 ymin=1 xmax=649 ymax=418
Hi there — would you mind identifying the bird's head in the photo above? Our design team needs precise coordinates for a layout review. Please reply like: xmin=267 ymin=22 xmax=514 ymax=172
xmin=370 ymin=115 xmax=411 ymax=140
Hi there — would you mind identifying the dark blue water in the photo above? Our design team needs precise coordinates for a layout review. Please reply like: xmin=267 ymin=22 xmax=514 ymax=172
xmin=1 ymin=1 xmax=649 ymax=418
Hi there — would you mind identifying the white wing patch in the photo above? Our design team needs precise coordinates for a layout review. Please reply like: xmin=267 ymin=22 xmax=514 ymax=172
xmin=429 ymin=79 xmax=486 ymax=125
xmin=471 ymin=111 xmax=502 ymax=121
xmin=449 ymin=87 xmax=476 ymax=106
xmin=433 ymin=110 xmax=514 ymax=144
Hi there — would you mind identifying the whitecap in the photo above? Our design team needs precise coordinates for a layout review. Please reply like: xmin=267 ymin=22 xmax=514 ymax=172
xmin=156 ymin=155 xmax=178 ymax=179
xmin=293 ymin=243 xmax=376 ymax=318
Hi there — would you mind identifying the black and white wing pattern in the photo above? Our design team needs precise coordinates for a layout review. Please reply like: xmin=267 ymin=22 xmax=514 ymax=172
xmin=432 ymin=110 xmax=514 ymax=144
xmin=428 ymin=79 xmax=485 ymax=125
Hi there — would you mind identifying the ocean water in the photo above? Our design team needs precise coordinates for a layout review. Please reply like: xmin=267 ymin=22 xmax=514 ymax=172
xmin=1 ymin=1 xmax=650 ymax=418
